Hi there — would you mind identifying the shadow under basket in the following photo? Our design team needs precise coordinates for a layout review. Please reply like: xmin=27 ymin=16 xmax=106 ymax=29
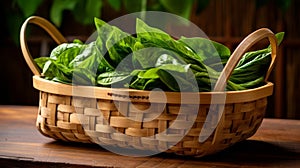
xmin=20 ymin=16 xmax=278 ymax=157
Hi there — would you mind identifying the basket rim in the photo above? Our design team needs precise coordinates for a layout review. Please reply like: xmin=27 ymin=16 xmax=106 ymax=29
xmin=33 ymin=75 xmax=273 ymax=104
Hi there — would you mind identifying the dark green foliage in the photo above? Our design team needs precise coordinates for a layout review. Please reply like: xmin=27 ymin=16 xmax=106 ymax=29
xmin=35 ymin=18 xmax=284 ymax=92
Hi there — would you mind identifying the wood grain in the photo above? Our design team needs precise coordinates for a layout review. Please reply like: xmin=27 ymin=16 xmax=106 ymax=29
xmin=0 ymin=105 xmax=299 ymax=167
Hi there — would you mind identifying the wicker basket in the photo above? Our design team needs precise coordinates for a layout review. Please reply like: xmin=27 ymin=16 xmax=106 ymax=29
xmin=20 ymin=16 xmax=277 ymax=157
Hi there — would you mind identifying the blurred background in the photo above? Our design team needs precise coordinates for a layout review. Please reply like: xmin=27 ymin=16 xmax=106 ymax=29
xmin=0 ymin=0 xmax=299 ymax=119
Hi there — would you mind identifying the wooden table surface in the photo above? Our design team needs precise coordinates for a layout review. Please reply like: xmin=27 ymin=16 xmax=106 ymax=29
xmin=0 ymin=105 xmax=299 ymax=168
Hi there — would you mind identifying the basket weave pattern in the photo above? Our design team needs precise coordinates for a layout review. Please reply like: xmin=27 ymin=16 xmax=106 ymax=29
xmin=21 ymin=16 xmax=277 ymax=157
xmin=37 ymin=91 xmax=267 ymax=156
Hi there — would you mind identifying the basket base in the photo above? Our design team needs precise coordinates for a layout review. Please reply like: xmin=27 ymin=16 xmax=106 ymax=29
xmin=36 ymin=90 xmax=267 ymax=157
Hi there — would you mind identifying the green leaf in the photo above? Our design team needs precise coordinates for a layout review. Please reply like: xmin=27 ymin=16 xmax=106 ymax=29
xmin=73 ymin=0 xmax=102 ymax=25
xmin=231 ymin=52 xmax=271 ymax=84
xmin=50 ymin=0 xmax=78 ymax=27
xmin=159 ymin=64 xmax=191 ymax=73
xmin=130 ymin=73 xmax=165 ymax=90
xmin=69 ymin=42 xmax=105 ymax=85
xmin=34 ymin=15 xmax=286 ymax=92
xmin=95 ymin=37 xmax=115 ymax=73
xmin=72 ymin=68 xmax=96 ymax=85
xmin=132 ymin=47 xmax=183 ymax=69
xmin=70 ymin=42 xmax=100 ymax=72
xmin=138 ymin=68 xmax=160 ymax=79
xmin=142 ymin=78 xmax=166 ymax=90
xmin=107 ymin=0 xmax=122 ymax=11
xmin=155 ymin=53 xmax=183 ymax=67
xmin=157 ymin=68 xmax=198 ymax=92
xmin=15 ymin=0 xmax=43 ymax=17
xmin=275 ymin=32 xmax=285 ymax=46
xmin=34 ymin=57 xmax=51 ymax=70
xmin=236 ymin=32 xmax=284 ymax=69
xmin=94 ymin=18 xmax=136 ymax=69
xmin=159 ymin=0 xmax=194 ymax=19
xmin=97 ymin=71 xmax=131 ymax=86
xmin=49 ymin=42 xmax=84 ymax=66
xmin=38 ymin=40 xmax=105 ymax=85
xmin=136 ymin=18 xmax=204 ymax=68
xmin=136 ymin=18 xmax=172 ymax=42
xmin=123 ymin=0 xmax=144 ymax=13
xmin=235 ymin=48 xmax=268 ymax=68
xmin=228 ymin=32 xmax=286 ymax=89
xmin=42 ymin=60 xmax=73 ymax=83
xmin=179 ymin=37 xmax=230 ymax=71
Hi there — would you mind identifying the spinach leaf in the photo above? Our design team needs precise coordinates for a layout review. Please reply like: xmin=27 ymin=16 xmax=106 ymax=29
xmin=97 ymin=71 xmax=131 ymax=86
xmin=70 ymin=41 xmax=103 ymax=85
xmin=35 ymin=17 xmax=285 ymax=92
xmin=129 ymin=69 xmax=163 ymax=90
xmin=72 ymin=68 xmax=96 ymax=85
xmin=94 ymin=17 xmax=136 ymax=71
xmin=34 ymin=57 xmax=51 ymax=72
xmin=130 ymin=77 xmax=165 ymax=90
xmin=179 ymin=37 xmax=230 ymax=71
xmin=135 ymin=18 xmax=205 ymax=68
xmin=157 ymin=64 xmax=198 ymax=92
xmin=35 ymin=41 xmax=102 ymax=85
xmin=229 ymin=32 xmax=285 ymax=88
xmin=37 ymin=41 xmax=86 ymax=83
xmin=43 ymin=59 xmax=73 ymax=83
xmin=95 ymin=37 xmax=114 ymax=73
xmin=179 ymin=37 xmax=230 ymax=61
xmin=50 ymin=42 xmax=84 ymax=63
xmin=129 ymin=63 xmax=196 ymax=91
xmin=132 ymin=47 xmax=186 ymax=69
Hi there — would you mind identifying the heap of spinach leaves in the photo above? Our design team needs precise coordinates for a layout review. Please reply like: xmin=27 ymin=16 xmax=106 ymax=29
xmin=35 ymin=18 xmax=284 ymax=92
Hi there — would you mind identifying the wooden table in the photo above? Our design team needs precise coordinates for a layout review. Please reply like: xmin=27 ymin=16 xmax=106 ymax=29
xmin=0 ymin=105 xmax=299 ymax=167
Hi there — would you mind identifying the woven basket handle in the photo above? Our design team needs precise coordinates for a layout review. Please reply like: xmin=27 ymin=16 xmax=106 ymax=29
xmin=20 ymin=16 xmax=67 ymax=75
xmin=210 ymin=28 xmax=277 ymax=145
xmin=213 ymin=28 xmax=277 ymax=91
